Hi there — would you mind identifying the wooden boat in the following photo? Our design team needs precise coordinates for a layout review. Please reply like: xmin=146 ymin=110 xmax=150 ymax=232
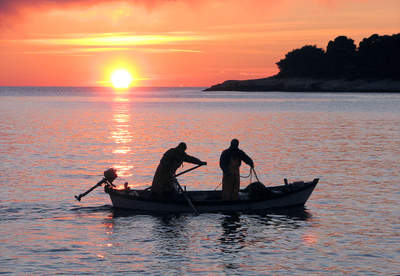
xmin=104 ymin=178 xmax=319 ymax=213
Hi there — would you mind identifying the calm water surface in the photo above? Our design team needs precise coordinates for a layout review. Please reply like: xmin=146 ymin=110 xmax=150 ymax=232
xmin=0 ymin=87 xmax=399 ymax=275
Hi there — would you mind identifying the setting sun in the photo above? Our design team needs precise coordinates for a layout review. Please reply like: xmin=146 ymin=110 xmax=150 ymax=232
xmin=111 ymin=69 xmax=133 ymax=89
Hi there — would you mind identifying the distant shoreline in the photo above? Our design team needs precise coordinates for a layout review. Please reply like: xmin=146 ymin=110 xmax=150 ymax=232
xmin=203 ymin=76 xmax=400 ymax=92
xmin=205 ymin=33 xmax=400 ymax=93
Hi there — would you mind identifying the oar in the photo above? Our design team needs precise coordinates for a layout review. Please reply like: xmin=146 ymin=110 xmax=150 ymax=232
xmin=175 ymin=164 xmax=203 ymax=177
xmin=174 ymin=180 xmax=199 ymax=216
xmin=174 ymin=164 xmax=205 ymax=215
xmin=75 ymin=178 xmax=106 ymax=201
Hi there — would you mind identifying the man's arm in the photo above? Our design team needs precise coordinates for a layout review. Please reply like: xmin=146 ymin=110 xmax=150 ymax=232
xmin=240 ymin=150 xmax=254 ymax=168
xmin=184 ymin=153 xmax=206 ymax=165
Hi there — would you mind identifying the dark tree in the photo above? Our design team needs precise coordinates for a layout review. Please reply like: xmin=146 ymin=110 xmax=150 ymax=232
xmin=276 ymin=45 xmax=326 ymax=78
xmin=326 ymin=36 xmax=357 ymax=78
xmin=358 ymin=34 xmax=400 ymax=79
xmin=275 ymin=33 xmax=400 ymax=80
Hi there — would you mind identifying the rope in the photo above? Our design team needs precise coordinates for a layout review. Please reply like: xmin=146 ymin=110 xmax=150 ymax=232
xmin=215 ymin=167 xmax=259 ymax=190
xmin=214 ymin=182 xmax=222 ymax=190
xmin=251 ymin=168 xmax=261 ymax=183
xmin=240 ymin=168 xmax=252 ymax=178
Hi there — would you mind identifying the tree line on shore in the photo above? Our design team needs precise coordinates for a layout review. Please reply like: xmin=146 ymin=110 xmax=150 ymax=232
xmin=276 ymin=33 xmax=400 ymax=80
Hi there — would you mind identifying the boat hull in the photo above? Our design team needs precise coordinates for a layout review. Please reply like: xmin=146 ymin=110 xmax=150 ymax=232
xmin=105 ymin=179 xmax=319 ymax=213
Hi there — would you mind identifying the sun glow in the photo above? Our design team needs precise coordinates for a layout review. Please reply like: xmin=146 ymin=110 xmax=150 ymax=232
xmin=111 ymin=69 xmax=133 ymax=89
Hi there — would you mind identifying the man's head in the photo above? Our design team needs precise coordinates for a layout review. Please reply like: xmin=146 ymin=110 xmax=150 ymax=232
xmin=230 ymin=139 xmax=239 ymax=149
xmin=177 ymin=142 xmax=187 ymax=151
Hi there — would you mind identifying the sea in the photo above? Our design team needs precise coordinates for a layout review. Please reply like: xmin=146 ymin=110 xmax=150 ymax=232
xmin=0 ymin=87 xmax=399 ymax=275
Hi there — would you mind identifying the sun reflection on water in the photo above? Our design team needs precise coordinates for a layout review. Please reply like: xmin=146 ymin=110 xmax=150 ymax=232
xmin=110 ymin=94 xmax=133 ymax=178
xmin=302 ymin=231 xmax=319 ymax=246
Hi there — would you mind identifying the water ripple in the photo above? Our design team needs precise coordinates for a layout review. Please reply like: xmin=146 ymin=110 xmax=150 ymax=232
xmin=1 ymin=89 xmax=399 ymax=274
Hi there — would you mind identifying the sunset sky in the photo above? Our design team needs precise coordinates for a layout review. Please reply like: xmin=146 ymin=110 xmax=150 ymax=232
xmin=0 ymin=0 xmax=398 ymax=87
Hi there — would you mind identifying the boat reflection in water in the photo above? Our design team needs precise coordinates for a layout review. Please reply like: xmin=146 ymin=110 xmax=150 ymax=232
xmin=220 ymin=214 xmax=247 ymax=254
xmin=218 ymin=207 xmax=312 ymax=272
xmin=218 ymin=208 xmax=311 ymax=250
xmin=100 ymin=206 xmax=312 ymax=273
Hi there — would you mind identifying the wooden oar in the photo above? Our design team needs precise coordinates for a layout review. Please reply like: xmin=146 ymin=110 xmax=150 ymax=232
xmin=174 ymin=180 xmax=199 ymax=216
xmin=174 ymin=164 xmax=205 ymax=215
xmin=175 ymin=164 xmax=203 ymax=177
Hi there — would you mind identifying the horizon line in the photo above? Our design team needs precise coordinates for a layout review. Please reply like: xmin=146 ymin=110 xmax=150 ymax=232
xmin=0 ymin=85 xmax=208 ymax=88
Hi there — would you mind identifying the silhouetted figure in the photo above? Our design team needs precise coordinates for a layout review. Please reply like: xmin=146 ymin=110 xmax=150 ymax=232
xmin=219 ymin=139 xmax=254 ymax=201
xmin=151 ymin=142 xmax=206 ymax=200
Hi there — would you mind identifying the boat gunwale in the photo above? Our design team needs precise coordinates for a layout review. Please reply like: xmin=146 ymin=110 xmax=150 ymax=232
xmin=105 ymin=178 xmax=319 ymax=206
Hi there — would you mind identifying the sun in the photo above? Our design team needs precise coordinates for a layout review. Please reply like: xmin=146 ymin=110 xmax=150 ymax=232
xmin=111 ymin=69 xmax=133 ymax=89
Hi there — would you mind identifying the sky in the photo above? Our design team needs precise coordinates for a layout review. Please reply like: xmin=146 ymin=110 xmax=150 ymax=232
xmin=0 ymin=0 xmax=398 ymax=87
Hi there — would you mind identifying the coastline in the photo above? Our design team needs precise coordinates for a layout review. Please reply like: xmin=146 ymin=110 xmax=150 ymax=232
xmin=204 ymin=76 xmax=400 ymax=92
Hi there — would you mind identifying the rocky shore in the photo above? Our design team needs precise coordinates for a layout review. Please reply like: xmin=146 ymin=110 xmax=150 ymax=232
xmin=204 ymin=76 xmax=400 ymax=92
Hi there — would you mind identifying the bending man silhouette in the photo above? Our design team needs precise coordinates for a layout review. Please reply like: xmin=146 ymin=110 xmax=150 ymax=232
xmin=219 ymin=139 xmax=254 ymax=200
xmin=152 ymin=142 xmax=206 ymax=200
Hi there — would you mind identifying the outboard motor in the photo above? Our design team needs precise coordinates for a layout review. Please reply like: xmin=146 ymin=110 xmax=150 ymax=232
xmin=75 ymin=168 xmax=118 ymax=201
xmin=104 ymin=168 xmax=118 ymax=184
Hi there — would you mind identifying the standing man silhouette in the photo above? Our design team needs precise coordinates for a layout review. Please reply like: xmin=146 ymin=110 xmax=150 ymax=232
xmin=219 ymin=139 xmax=254 ymax=200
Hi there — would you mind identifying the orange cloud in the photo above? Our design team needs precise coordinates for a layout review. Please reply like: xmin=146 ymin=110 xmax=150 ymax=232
xmin=25 ymin=33 xmax=207 ymax=46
